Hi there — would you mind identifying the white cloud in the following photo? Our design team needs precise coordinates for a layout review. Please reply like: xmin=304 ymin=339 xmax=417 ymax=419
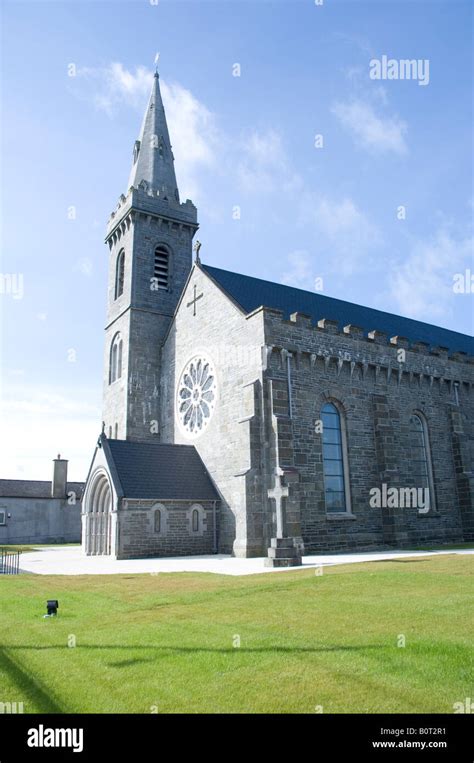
xmin=6 ymin=369 xmax=25 ymax=377
xmin=74 ymin=62 xmax=219 ymax=203
xmin=82 ymin=62 xmax=152 ymax=115
xmin=160 ymin=80 xmax=218 ymax=201
xmin=74 ymin=64 xmax=382 ymax=281
xmin=298 ymin=193 xmax=382 ymax=276
xmin=0 ymin=387 xmax=101 ymax=481
xmin=382 ymin=228 xmax=474 ymax=319
xmin=244 ymin=130 xmax=285 ymax=165
xmin=237 ymin=128 xmax=302 ymax=195
xmin=106 ymin=62 xmax=151 ymax=98
xmin=74 ymin=258 xmax=93 ymax=277
xmin=236 ymin=128 xmax=381 ymax=278
xmin=332 ymin=99 xmax=407 ymax=155
xmin=281 ymin=250 xmax=314 ymax=289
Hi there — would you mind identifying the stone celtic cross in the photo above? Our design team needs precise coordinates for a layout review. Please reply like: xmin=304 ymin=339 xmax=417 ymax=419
xmin=268 ymin=475 xmax=289 ymax=539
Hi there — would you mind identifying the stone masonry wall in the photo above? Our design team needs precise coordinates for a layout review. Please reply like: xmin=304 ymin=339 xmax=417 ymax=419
xmin=103 ymin=187 xmax=197 ymax=442
xmin=263 ymin=310 xmax=474 ymax=553
xmin=161 ymin=265 xmax=266 ymax=557
xmin=117 ymin=499 xmax=216 ymax=559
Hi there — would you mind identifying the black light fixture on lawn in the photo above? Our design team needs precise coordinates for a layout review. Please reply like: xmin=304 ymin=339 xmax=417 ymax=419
xmin=45 ymin=600 xmax=59 ymax=617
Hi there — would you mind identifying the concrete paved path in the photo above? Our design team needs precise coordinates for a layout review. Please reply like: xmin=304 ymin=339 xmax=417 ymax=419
xmin=17 ymin=545 xmax=474 ymax=576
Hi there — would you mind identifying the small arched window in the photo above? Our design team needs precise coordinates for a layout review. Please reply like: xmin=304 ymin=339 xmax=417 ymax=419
xmin=192 ymin=509 xmax=199 ymax=533
xmin=154 ymin=509 xmax=162 ymax=533
xmin=109 ymin=333 xmax=123 ymax=384
xmin=154 ymin=245 xmax=169 ymax=290
xmin=321 ymin=402 xmax=350 ymax=514
xmin=115 ymin=250 xmax=125 ymax=299
xmin=410 ymin=413 xmax=435 ymax=511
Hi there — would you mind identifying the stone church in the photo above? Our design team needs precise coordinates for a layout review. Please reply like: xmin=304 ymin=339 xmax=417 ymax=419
xmin=82 ymin=71 xmax=474 ymax=564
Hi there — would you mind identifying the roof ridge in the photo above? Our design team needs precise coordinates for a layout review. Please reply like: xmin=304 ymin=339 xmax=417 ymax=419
xmin=109 ymin=439 xmax=196 ymax=449
xmin=202 ymin=264 xmax=473 ymax=353
xmin=104 ymin=438 xmax=219 ymax=501
xmin=202 ymin=264 xmax=471 ymax=340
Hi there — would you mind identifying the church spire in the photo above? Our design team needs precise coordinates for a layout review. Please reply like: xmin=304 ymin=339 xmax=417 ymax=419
xmin=128 ymin=71 xmax=180 ymax=203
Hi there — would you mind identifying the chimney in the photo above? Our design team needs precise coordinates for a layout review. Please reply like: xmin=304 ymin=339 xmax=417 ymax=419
xmin=52 ymin=454 xmax=68 ymax=499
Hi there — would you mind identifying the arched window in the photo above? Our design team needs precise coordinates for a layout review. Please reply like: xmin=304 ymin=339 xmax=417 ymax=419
xmin=321 ymin=402 xmax=350 ymax=513
xmin=109 ymin=333 xmax=123 ymax=384
xmin=410 ymin=413 xmax=435 ymax=511
xmin=154 ymin=509 xmax=162 ymax=533
xmin=115 ymin=250 xmax=125 ymax=299
xmin=192 ymin=509 xmax=199 ymax=533
xmin=154 ymin=245 xmax=169 ymax=290
xmin=118 ymin=340 xmax=122 ymax=376
xmin=152 ymin=503 xmax=167 ymax=535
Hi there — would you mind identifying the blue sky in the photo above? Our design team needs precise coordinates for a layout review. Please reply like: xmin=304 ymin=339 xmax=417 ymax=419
xmin=1 ymin=0 xmax=473 ymax=480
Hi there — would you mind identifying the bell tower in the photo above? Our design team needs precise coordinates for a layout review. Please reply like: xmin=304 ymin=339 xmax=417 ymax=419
xmin=102 ymin=70 xmax=198 ymax=441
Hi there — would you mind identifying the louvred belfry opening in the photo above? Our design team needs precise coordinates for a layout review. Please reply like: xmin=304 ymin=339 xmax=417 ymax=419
xmin=154 ymin=245 xmax=169 ymax=290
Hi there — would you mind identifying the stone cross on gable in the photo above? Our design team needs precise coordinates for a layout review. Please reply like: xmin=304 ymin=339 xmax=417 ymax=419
xmin=193 ymin=239 xmax=202 ymax=264
xmin=268 ymin=474 xmax=289 ymax=539
xmin=186 ymin=284 xmax=203 ymax=316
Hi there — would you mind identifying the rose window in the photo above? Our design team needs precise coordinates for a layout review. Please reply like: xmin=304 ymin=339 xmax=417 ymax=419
xmin=177 ymin=356 xmax=217 ymax=438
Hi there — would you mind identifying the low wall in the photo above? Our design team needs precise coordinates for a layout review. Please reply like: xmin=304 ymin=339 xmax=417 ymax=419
xmin=0 ymin=498 xmax=82 ymax=545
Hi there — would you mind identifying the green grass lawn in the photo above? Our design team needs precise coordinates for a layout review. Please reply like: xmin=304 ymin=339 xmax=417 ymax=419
xmin=0 ymin=555 xmax=472 ymax=713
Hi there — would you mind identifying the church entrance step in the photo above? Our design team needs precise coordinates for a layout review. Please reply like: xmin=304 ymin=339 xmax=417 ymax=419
xmin=265 ymin=536 xmax=302 ymax=567
xmin=267 ymin=545 xmax=300 ymax=559
xmin=269 ymin=537 xmax=297 ymax=550
xmin=264 ymin=556 xmax=302 ymax=568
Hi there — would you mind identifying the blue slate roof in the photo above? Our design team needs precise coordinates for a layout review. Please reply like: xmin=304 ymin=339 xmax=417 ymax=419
xmin=104 ymin=438 xmax=219 ymax=501
xmin=203 ymin=265 xmax=473 ymax=355
xmin=0 ymin=480 xmax=84 ymax=499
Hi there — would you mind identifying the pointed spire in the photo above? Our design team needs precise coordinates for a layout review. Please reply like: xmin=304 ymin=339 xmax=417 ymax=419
xmin=127 ymin=71 xmax=180 ymax=203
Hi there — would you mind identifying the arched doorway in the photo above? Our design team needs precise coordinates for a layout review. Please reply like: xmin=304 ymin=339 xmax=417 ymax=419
xmin=84 ymin=472 xmax=112 ymax=555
